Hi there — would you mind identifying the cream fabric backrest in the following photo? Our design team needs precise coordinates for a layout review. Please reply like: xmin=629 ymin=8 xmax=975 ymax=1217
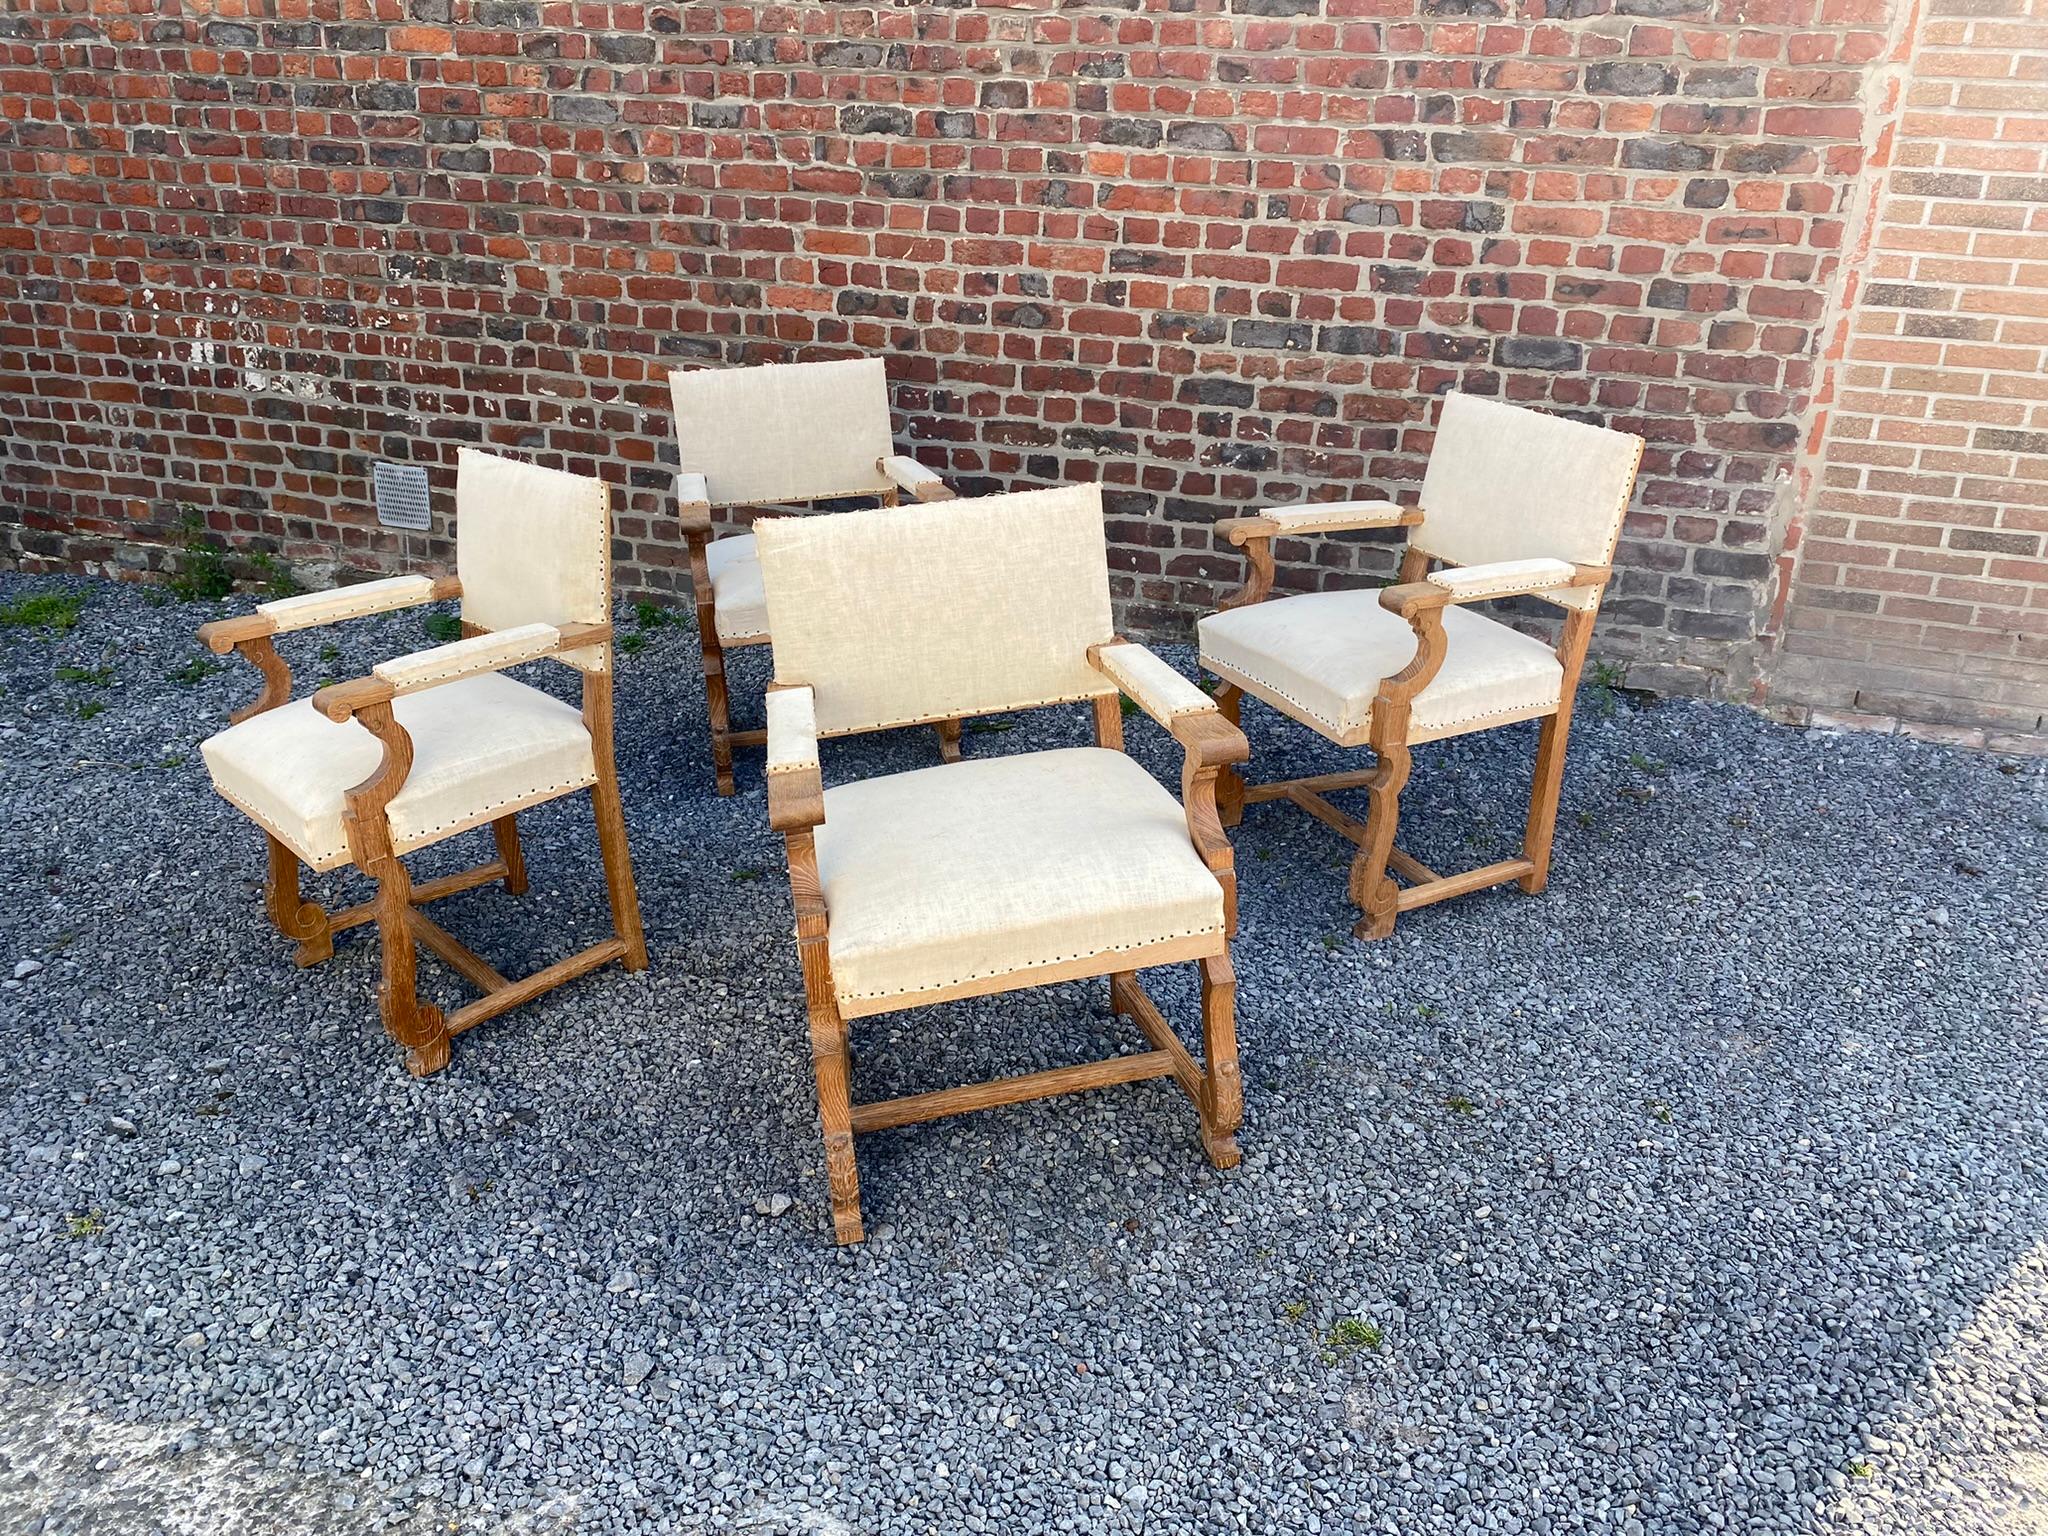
xmin=669 ymin=358 xmax=895 ymax=508
xmin=756 ymin=483 xmax=1117 ymax=737
xmin=455 ymin=447 xmax=611 ymax=672
xmin=1415 ymin=393 xmax=1645 ymax=611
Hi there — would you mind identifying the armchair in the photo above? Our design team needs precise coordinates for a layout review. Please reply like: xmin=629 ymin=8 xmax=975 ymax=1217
xmin=1197 ymin=393 xmax=1644 ymax=939
xmin=196 ymin=448 xmax=648 ymax=1076
xmin=754 ymin=483 xmax=1250 ymax=1244
xmin=667 ymin=357 xmax=956 ymax=795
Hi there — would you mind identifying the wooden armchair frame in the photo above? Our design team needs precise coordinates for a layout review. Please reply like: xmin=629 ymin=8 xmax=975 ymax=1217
xmin=198 ymin=523 xmax=647 ymax=1078
xmin=1212 ymin=511 xmax=1612 ymax=938
xmin=751 ymin=484 xmax=1250 ymax=1244
xmin=1207 ymin=394 xmax=1644 ymax=941
xmin=766 ymin=647 xmax=1249 ymax=1245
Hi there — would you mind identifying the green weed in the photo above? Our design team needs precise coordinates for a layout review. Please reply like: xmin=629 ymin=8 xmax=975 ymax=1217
xmin=0 ymin=591 xmax=88 ymax=632
xmin=64 ymin=1212 xmax=105 ymax=1239
xmin=168 ymin=656 xmax=223 ymax=685
xmin=55 ymin=665 xmax=113 ymax=687
xmin=423 ymin=613 xmax=463 ymax=644
xmin=167 ymin=514 xmax=234 ymax=602
xmin=1326 ymin=1318 xmax=1382 ymax=1357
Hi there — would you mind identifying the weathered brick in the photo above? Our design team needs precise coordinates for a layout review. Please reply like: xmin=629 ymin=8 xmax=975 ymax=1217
xmin=0 ymin=0 xmax=2032 ymax=744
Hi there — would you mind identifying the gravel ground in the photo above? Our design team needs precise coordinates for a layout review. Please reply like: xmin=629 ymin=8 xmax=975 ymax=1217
xmin=1 ymin=570 xmax=2044 ymax=1536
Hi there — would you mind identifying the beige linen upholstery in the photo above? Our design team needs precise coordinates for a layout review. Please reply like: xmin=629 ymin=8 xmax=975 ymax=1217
xmin=814 ymin=748 xmax=1227 ymax=1017
xmin=669 ymin=358 xmax=894 ymax=507
xmin=704 ymin=534 xmax=768 ymax=643
xmin=1199 ymin=591 xmax=1563 ymax=747
xmin=455 ymin=447 xmax=611 ymax=671
xmin=1427 ymin=557 xmax=1578 ymax=601
xmin=756 ymin=483 xmax=1117 ymax=737
xmin=1094 ymin=642 xmax=1217 ymax=728
xmin=1264 ymin=500 xmax=1409 ymax=533
xmin=1415 ymin=394 xmax=1644 ymax=612
xmin=258 ymin=575 xmax=437 ymax=633
xmin=676 ymin=471 xmax=710 ymax=512
xmin=201 ymin=673 xmax=596 ymax=872
xmin=765 ymin=685 xmax=819 ymax=775
xmin=373 ymin=624 xmax=560 ymax=693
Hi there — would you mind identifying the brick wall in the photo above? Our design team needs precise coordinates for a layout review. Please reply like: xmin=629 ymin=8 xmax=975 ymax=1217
xmin=1763 ymin=0 xmax=2048 ymax=748
xmin=2 ymin=0 xmax=2037 ymax=741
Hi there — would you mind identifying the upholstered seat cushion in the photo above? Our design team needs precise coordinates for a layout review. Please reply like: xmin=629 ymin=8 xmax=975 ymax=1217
xmin=201 ymin=673 xmax=597 ymax=871
xmin=705 ymin=534 xmax=768 ymax=643
xmin=1198 ymin=590 xmax=1563 ymax=748
xmin=814 ymin=747 xmax=1227 ymax=1017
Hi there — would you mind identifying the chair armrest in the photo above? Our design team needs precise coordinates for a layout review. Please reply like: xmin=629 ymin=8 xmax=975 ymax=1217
xmin=880 ymin=454 xmax=952 ymax=503
xmin=198 ymin=573 xmax=458 ymax=652
xmin=1218 ymin=501 xmax=1422 ymax=546
xmin=766 ymin=685 xmax=825 ymax=832
xmin=1089 ymin=642 xmax=1218 ymax=732
xmin=1427 ymin=557 xmax=1599 ymax=601
xmin=1087 ymin=642 xmax=1248 ymax=926
xmin=677 ymin=471 xmax=712 ymax=535
xmin=1383 ymin=559 xmax=1609 ymax=618
xmin=312 ymin=622 xmax=611 ymax=722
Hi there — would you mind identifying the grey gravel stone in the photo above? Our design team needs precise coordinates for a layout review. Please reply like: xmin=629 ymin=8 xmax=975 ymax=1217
xmin=12 ymin=959 xmax=42 ymax=980
xmin=1 ymin=572 xmax=2044 ymax=1534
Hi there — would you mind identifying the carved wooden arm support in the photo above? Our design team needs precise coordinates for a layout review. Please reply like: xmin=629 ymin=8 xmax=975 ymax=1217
xmin=765 ymin=684 xmax=825 ymax=834
xmin=1214 ymin=501 xmax=1426 ymax=611
xmin=198 ymin=573 xmax=462 ymax=724
xmin=880 ymin=454 xmax=953 ymax=503
xmin=311 ymin=622 xmax=612 ymax=724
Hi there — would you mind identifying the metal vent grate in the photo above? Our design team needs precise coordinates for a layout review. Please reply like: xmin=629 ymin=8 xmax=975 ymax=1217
xmin=372 ymin=462 xmax=432 ymax=531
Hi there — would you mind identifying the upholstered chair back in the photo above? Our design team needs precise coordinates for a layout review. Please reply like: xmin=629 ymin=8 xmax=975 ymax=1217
xmin=1415 ymin=394 xmax=1645 ymax=611
xmin=454 ymin=447 xmax=613 ymax=672
xmin=669 ymin=358 xmax=895 ymax=508
xmin=755 ymin=483 xmax=1118 ymax=738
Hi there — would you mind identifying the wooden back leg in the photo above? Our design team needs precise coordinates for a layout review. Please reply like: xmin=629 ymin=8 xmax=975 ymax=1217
xmin=1214 ymin=684 xmax=1245 ymax=829
xmin=701 ymin=632 xmax=736 ymax=797
xmin=935 ymin=717 xmax=963 ymax=763
xmin=1520 ymin=708 xmax=1572 ymax=894
xmin=492 ymin=815 xmax=528 ymax=895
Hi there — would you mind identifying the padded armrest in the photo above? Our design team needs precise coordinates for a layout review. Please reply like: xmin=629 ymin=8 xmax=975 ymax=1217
xmin=260 ymin=575 xmax=438 ymax=633
xmin=372 ymin=623 xmax=561 ymax=694
xmin=1427 ymin=558 xmax=1583 ymax=601
xmin=1091 ymin=642 xmax=1217 ymax=731
xmin=880 ymin=454 xmax=951 ymax=503
xmin=676 ymin=470 xmax=712 ymax=534
xmin=1219 ymin=502 xmax=1422 ymax=547
xmin=1263 ymin=499 xmax=1415 ymax=534
xmin=313 ymin=621 xmax=610 ymax=722
xmin=766 ymin=685 xmax=825 ymax=832
xmin=201 ymin=573 xmax=459 ymax=653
